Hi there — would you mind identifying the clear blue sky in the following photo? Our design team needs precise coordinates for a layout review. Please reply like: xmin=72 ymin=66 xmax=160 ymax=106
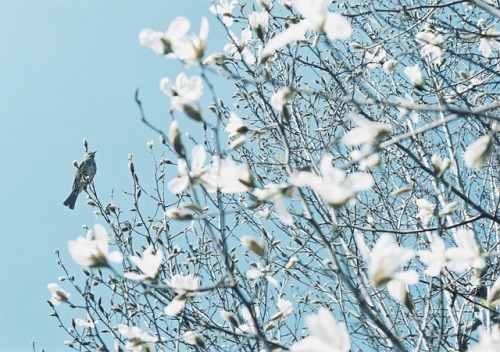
xmin=0 ymin=1 xmax=215 ymax=350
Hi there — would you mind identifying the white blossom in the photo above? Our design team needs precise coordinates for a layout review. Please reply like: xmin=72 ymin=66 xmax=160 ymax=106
xmin=183 ymin=331 xmax=206 ymax=348
xmin=224 ymin=28 xmax=255 ymax=63
xmin=415 ymin=31 xmax=444 ymax=64
xmin=383 ymin=59 xmax=397 ymax=74
xmin=365 ymin=47 xmax=386 ymax=68
xmin=168 ymin=145 xmax=212 ymax=194
xmin=416 ymin=198 xmax=435 ymax=226
xmin=68 ymin=224 xmax=122 ymax=268
xmin=487 ymin=278 xmax=500 ymax=306
xmin=479 ymin=28 xmax=500 ymax=57
xmin=343 ymin=114 xmax=392 ymax=146
xmin=246 ymin=262 xmax=279 ymax=287
xmin=290 ymin=307 xmax=350 ymax=352
xmin=160 ymin=73 xmax=203 ymax=112
xmin=125 ymin=246 xmax=163 ymax=282
xmin=207 ymin=157 xmax=252 ymax=193
xmin=270 ymin=298 xmax=293 ymax=320
xmin=225 ymin=112 xmax=249 ymax=137
xmin=446 ymin=229 xmax=486 ymax=272
xmin=47 ymin=283 xmax=70 ymax=305
xmin=418 ymin=233 xmax=447 ymax=277
xmin=173 ymin=17 xmax=209 ymax=65
xmin=165 ymin=274 xmax=199 ymax=316
xmin=249 ymin=11 xmax=270 ymax=35
xmin=463 ymin=135 xmax=493 ymax=169
xmin=117 ymin=324 xmax=158 ymax=352
xmin=270 ymin=86 xmax=295 ymax=113
xmin=468 ymin=326 xmax=500 ymax=352
xmin=209 ymin=0 xmax=237 ymax=27
xmin=404 ymin=64 xmax=425 ymax=88
xmin=139 ymin=17 xmax=190 ymax=57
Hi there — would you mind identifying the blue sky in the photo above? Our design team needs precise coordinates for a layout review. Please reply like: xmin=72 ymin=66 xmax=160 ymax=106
xmin=0 ymin=1 xmax=216 ymax=350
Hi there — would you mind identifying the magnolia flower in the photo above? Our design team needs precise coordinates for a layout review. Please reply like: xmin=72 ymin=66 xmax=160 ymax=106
xmin=290 ymin=307 xmax=350 ymax=352
xmin=117 ymin=324 xmax=158 ymax=352
xmin=47 ymin=283 xmax=70 ymax=305
xmin=249 ymin=11 xmax=270 ymax=39
xmin=183 ymin=331 xmax=207 ymax=348
xmin=382 ymin=59 xmax=397 ymax=74
xmin=224 ymin=28 xmax=255 ymax=63
xmin=415 ymin=31 xmax=444 ymax=64
xmin=202 ymin=52 xmax=228 ymax=65
xmin=271 ymin=298 xmax=293 ymax=320
xmin=173 ymin=17 xmax=209 ymax=65
xmin=290 ymin=154 xmax=374 ymax=209
xmin=487 ymin=278 xmax=500 ymax=306
xmin=68 ymin=224 xmax=122 ymax=268
xmin=207 ymin=157 xmax=252 ymax=193
xmin=74 ymin=315 xmax=98 ymax=329
xmin=349 ymin=149 xmax=380 ymax=170
xmin=139 ymin=17 xmax=191 ymax=57
xmin=468 ymin=326 xmax=500 ymax=352
xmin=247 ymin=262 xmax=279 ymax=287
xmin=285 ymin=256 xmax=298 ymax=269
xmin=431 ymin=154 xmax=450 ymax=177
xmin=237 ymin=306 xmax=260 ymax=334
xmin=209 ymin=0 xmax=237 ymax=27
xmin=343 ymin=114 xmax=392 ymax=146
xmin=418 ymin=233 xmax=447 ymax=277
xmin=258 ymin=0 xmax=273 ymax=10
xmin=165 ymin=274 xmax=199 ymax=316
xmin=463 ymin=135 xmax=493 ymax=169
xmin=270 ymin=86 xmax=295 ymax=113
xmin=241 ymin=235 xmax=267 ymax=257
xmin=168 ymin=145 xmax=211 ymax=194
xmin=365 ymin=47 xmax=386 ymax=68
xmin=253 ymin=183 xmax=294 ymax=225
xmin=160 ymin=73 xmax=203 ymax=113
xmin=479 ymin=28 xmax=500 ymax=57
xmin=446 ymin=229 xmax=485 ymax=272
xmin=261 ymin=0 xmax=352 ymax=59
xmin=404 ymin=64 xmax=424 ymax=88
xmin=220 ymin=310 xmax=240 ymax=327
xmin=125 ymin=246 xmax=163 ymax=282
xmin=416 ymin=198 xmax=435 ymax=226
xmin=225 ymin=112 xmax=249 ymax=137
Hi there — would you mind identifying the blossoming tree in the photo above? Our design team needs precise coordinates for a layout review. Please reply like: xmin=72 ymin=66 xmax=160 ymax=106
xmin=48 ymin=0 xmax=499 ymax=351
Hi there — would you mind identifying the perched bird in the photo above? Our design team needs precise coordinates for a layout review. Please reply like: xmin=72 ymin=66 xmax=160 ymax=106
xmin=63 ymin=151 xmax=97 ymax=209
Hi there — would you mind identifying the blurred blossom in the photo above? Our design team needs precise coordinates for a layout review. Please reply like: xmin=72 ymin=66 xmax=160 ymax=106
xmin=47 ymin=283 xmax=70 ymax=305
xmin=365 ymin=47 xmax=386 ymax=68
xmin=446 ymin=229 xmax=485 ymax=272
xmin=404 ymin=64 xmax=424 ymax=88
xmin=290 ymin=307 xmax=350 ymax=352
xmin=431 ymin=154 xmax=450 ymax=176
xmin=253 ymin=183 xmax=294 ymax=225
xmin=183 ymin=331 xmax=207 ymax=348
xmin=224 ymin=28 xmax=255 ymax=63
xmin=270 ymin=298 xmax=293 ymax=320
xmin=117 ymin=324 xmax=158 ymax=352
xmin=168 ymin=145 xmax=211 ymax=194
xmin=207 ymin=157 xmax=252 ymax=193
xmin=237 ymin=306 xmax=260 ymax=334
xmin=160 ymin=73 xmax=203 ymax=111
xmin=241 ymin=235 xmax=267 ymax=257
xmin=174 ymin=17 xmax=209 ymax=65
xmin=415 ymin=31 xmax=444 ymax=64
xmin=285 ymin=256 xmax=298 ymax=269
xmin=68 ymin=224 xmax=122 ymax=268
xmin=290 ymin=154 xmax=373 ymax=209
xmin=383 ymin=59 xmax=397 ymax=74
xmin=416 ymin=198 xmax=435 ymax=226
xmin=479 ymin=27 xmax=500 ymax=57
xmin=210 ymin=0 xmax=237 ymax=27
xmin=418 ymin=233 xmax=447 ymax=277
xmin=139 ymin=17 xmax=190 ymax=57
xmin=202 ymin=52 xmax=228 ymax=65
xmin=468 ymin=326 xmax=500 ymax=352
xmin=249 ymin=11 xmax=270 ymax=38
xmin=463 ymin=135 xmax=493 ymax=169
xmin=225 ymin=112 xmax=249 ymax=137
xmin=487 ymin=278 xmax=500 ymax=306
xmin=350 ymin=149 xmax=380 ymax=170
xmin=165 ymin=274 xmax=199 ymax=316
xmin=261 ymin=0 xmax=352 ymax=59
xmin=270 ymin=87 xmax=295 ymax=113
xmin=439 ymin=201 xmax=458 ymax=216
xmin=257 ymin=0 xmax=273 ymax=11
xmin=343 ymin=114 xmax=392 ymax=146
xmin=74 ymin=315 xmax=98 ymax=329
xmin=247 ymin=262 xmax=279 ymax=287
xmin=124 ymin=246 xmax=163 ymax=282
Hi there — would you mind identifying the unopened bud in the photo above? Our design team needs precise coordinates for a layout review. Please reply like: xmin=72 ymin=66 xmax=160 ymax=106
xmin=241 ymin=235 xmax=267 ymax=257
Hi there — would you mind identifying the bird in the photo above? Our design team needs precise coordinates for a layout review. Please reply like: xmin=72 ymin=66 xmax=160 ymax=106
xmin=63 ymin=151 xmax=97 ymax=209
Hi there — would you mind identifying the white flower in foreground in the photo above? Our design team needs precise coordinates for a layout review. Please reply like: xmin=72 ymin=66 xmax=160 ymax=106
xmin=224 ymin=28 xmax=255 ymax=63
xmin=383 ymin=58 xmax=397 ymax=74
xmin=479 ymin=28 xmax=500 ymax=57
xmin=349 ymin=149 xmax=380 ymax=170
xmin=415 ymin=31 xmax=444 ymax=64
xmin=173 ymin=17 xmax=209 ymax=65
xmin=404 ymin=64 xmax=425 ymax=88
xmin=168 ymin=145 xmax=211 ymax=194
xmin=418 ymin=233 xmax=447 ymax=277
xmin=139 ymin=16 xmax=191 ymax=56
xmin=47 ymin=283 xmax=70 ymax=305
xmin=125 ymin=246 xmax=163 ymax=282
xmin=165 ymin=274 xmax=199 ymax=316
xmin=68 ymin=224 xmax=122 ymax=268
xmin=253 ymin=183 xmax=294 ymax=225
xmin=290 ymin=154 xmax=374 ymax=209
xmin=183 ymin=331 xmax=207 ymax=348
xmin=487 ymin=278 xmax=500 ymax=307
xmin=225 ymin=112 xmax=249 ymax=137
xmin=271 ymin=298 xmax=294 ymax=320
xmin=343 ymin=114 xmax=392 ymax=146
xmin=431 ymin=154 xmax=451 ymax=176
xmin=261 ymin=0 xmax=352 ymax=59
xmin=365 ymin=47 xmax=386 ymax=68
xmin=237 ymin=306 xmax=260 ymax=334
xmin=468 ymin=325 xmax=500 ymax=352
xmin=416 ymin=198 xmax=435 ymax=226
xmin=160 ymin=73 xmax=203 ymax=112
xmin=249 ymin=11 xmax=270 ymax=38
xmin=290 ymin=307 xmax=350 ymax=352
xmin=241 ymin=235 xmax=267 ymax=257
xmin=446 ymin=229 xmax=485 ymax=272
xmin=209 ymin=0 xmax=237 ymax=27
xmin=117 ymin=324 xmax=158 ymax=352
xmin=463 ymin=135 xmax=493 ymax=169
xmin=270 ymin=86 xmax=295 ymax=113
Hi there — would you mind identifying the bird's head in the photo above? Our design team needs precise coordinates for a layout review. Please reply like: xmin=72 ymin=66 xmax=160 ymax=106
xmin=86 ymin=151 xmax=97 ymax=159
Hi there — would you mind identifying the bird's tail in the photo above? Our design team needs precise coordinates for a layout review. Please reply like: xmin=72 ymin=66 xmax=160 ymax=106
xmin=63 ymin=190 xmax=79 ymax=209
